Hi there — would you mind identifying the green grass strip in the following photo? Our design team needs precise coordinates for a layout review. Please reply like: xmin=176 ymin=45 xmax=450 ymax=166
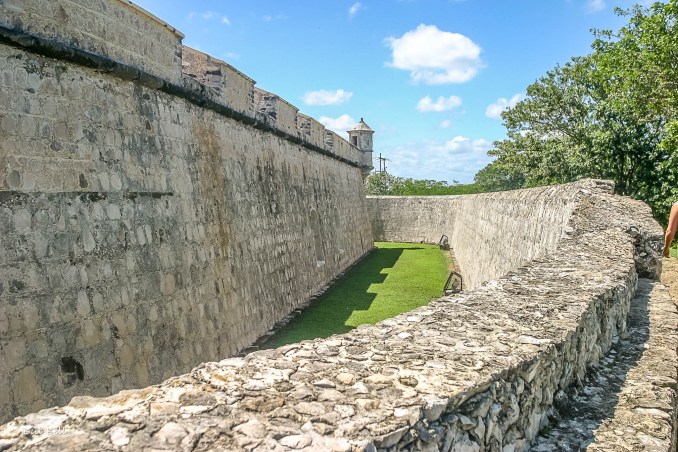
xmin=263 ymin=242 xmax=449 ymax=349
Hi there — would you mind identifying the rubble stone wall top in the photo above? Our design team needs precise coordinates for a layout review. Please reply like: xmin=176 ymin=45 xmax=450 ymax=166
xmin=367 ymin=181 xmax=634 ymax=289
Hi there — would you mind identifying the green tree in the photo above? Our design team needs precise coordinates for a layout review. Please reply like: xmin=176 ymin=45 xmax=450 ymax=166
xmin=479 ymin=1 xmax=678 ymax=221
xmin=591 ymin=1 xmax=678 ymax=218
xmin=474 ymin=160 xmax=525 ymax=192
xmin=364 ymin=173 xmax=483 ymax=196
xmin=363 ymin=172 xmax=405 ymax=195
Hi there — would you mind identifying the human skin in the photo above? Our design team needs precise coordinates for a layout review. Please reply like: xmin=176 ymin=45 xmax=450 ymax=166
xmin=664 ymin=202 xmax=678 ymax=257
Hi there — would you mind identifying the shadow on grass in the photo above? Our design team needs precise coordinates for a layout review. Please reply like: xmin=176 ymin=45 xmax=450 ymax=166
xmin=263 ymin=245 xmax=429 ymax=349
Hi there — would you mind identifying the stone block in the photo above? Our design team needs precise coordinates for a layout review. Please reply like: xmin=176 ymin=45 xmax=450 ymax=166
xmin=12 ymin=366 xmax=40 ymax=404
xmin=2 ymin=338 xmax=27 ymax=372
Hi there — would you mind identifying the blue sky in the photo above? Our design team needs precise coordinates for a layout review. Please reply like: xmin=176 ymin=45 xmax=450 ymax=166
xmin=133 ymin=0 xmax=644 ymax=183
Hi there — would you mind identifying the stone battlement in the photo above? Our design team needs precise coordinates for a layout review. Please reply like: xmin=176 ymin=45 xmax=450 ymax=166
xmin=0 ymin=0 xmax=372 ymax=172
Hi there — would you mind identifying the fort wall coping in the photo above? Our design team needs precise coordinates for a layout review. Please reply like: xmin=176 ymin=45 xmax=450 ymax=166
xmin=297 ymin=113 xmax=327 ymax=150
xmin=254 ymin=88 xmax=300 ymax=137
xmin=324 ymin=130 xmax=363 ymax=168
xmin=0 ymin=180 xmax=667 ymax=450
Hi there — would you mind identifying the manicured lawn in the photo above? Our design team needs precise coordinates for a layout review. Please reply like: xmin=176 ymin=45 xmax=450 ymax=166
xmin=263 ymin=242 xmax=449 ymax=349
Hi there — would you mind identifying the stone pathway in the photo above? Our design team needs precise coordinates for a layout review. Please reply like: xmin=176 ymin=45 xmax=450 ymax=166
xmin=661 ymin=257 xmax=678 ymax=301
xmin=532 ymin=268 xmax=678 ymax=450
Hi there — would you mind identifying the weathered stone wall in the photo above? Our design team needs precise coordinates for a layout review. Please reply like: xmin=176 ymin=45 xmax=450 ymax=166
xmin=0 ymin=4 xmax=373 ymax=422
xmin=367 ymin=183 xmax=590 ymax=289
xmin=0 ymin=180 xmax=667 ymax=451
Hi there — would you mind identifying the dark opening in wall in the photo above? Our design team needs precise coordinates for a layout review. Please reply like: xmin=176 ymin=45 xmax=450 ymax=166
xmin=60 ymin=357 xmax=84 ymax=386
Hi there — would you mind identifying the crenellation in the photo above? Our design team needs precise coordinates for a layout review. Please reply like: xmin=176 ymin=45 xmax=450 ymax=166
xmin=181 ymin=46 xmax=255 ymax=118
xmin=0 ymin=1 xmax=366 ymax=170
xmin=253 ymin=87 xmax=299 ymax=137
xmin=296 ymin=113 xmax=326 ymax=149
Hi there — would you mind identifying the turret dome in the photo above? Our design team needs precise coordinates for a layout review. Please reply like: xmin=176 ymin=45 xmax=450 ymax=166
xmin=350 ymin=118 xmax=373 ymax=132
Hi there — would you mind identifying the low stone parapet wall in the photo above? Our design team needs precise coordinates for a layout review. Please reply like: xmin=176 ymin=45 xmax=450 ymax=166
xmin=534 ymin=278 xmax=678 ymax=450
xmin=0 ymin=181 xmax=666 ymax=450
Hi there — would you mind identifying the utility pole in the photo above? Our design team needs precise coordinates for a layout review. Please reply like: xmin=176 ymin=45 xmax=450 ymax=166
xmin=378 ymin=153 xmax=387 ymax=173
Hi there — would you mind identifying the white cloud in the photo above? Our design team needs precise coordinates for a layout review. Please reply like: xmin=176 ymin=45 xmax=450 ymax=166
xmin=416 ymin=95 xmax=462 ymax=112
xmin=485 ymin=93 xmax=525 ymax=120
xmin=436 ymin=136 xmax=492 ymax=154
xmin=349 ymin=2 xmax=363 ymax=17
xmin=386 ymin=24 xmax=482 ymax=84
xmin=262 ymin=14 xmax=286 ymax=22
xmin=302 ymin=89 xmax=353 ymax=106
xmin=187 ymin=11 xmax=230 ymax=25
xmin=587 ymin=0 xmax=605 ymax=12
xmin=384 ymin=135 xmax=493 ymax=183
xmin=440 ymin=120 xmax=452 ymax=129
xmin=319 ymin=114 xmax=356 ymax=135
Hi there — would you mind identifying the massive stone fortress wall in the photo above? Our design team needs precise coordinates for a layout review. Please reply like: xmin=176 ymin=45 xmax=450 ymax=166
xmin=0 ymin=0 xmax=374 ymax=421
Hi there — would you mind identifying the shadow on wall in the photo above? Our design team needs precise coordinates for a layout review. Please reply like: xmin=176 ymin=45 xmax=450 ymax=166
xmin=263 ymin=247 xmax=425 ymax=347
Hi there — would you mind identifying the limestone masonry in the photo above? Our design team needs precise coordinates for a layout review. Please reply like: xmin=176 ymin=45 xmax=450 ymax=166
xmin=0 ymin=0 xmax=374 ymax=422
xmin=2 ymin=175 xmax=675 ymax=450
xmin=1 ymin=0 xmax=678 ymax=450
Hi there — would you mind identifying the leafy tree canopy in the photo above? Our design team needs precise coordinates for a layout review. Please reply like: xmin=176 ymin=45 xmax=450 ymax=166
xmin=364 ymin=172 xmax=482 ymax=196
xmin=474 ymin=0 xmax=678 ymax=223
